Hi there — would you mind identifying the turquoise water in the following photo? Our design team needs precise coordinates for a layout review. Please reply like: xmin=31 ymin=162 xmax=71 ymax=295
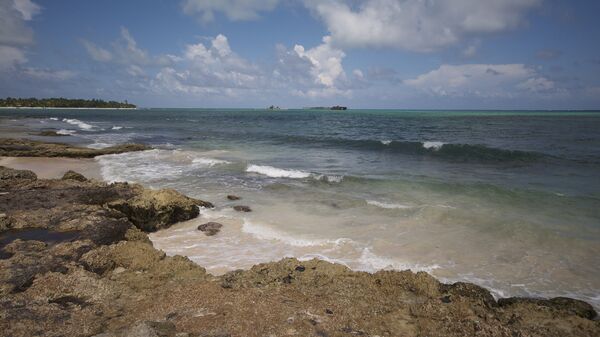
xmin=2 ymin=108 xmax=599 ymax=308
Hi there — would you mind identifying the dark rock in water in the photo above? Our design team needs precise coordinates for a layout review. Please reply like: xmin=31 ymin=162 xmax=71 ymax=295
xmin=0 ymin=138 xmax=151 ymax=158
xmin=62 ymin=170 xmax=88 ymax=182
xmin=441 ymin=282 xmax=497 ymax=308
xmin=108 ymin=189 xmax=203 ymax=232
xmin=227 ymin=195 xmax=241 ymax=200
xmin=36 ymin=130 xmax=66 ymax=137
xmin=197 ymin=222 xmax=223 ymax=236
xmin=0 ymin=166 xmax=37 ymax=181
xmin=498 ymin=297 xmax=597 ymax=320
xmin=233 ymin=205 xmax=251 ymax=212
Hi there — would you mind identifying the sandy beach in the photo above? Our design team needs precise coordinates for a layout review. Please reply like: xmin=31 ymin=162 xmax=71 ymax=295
xmin=0 ymin=156 xmax=103 ymax=180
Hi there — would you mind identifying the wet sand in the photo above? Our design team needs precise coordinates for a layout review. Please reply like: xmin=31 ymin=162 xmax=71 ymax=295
xmin=0 ymin=156 xmax=103 ymax=180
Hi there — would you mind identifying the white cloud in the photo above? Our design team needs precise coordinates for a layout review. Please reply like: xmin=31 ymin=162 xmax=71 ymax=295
xmin=0 ymin=0 xmax=40 ymax=70
xmin=463 ymin=45 xmax=478 ymax=58
xmin=275 ymin=36 xmax=351 ymax=98
xmin=12 ymin=0 xmax=40 ymax=20
xmin=405 ymin=63 xmax=555 ymax=97
xmin=182 ymin=0 xmax=279 ymax=22
xmin=22 ymin=67 xmax=76 ymax=80
xmin=306 ymin=0 xmax=541 ymax=52
xmin=0 ymin=45 xmax=27 ymax=70
xmin=82 ymin=40 xmax=113 ymax=62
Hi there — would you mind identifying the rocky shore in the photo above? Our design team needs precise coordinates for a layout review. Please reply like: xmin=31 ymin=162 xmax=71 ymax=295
xmin=0 ymin=167 xmax=598 ymax=337
xmin=0 ymin=138 xmax=150 ymax=158
xmin=0 ymin=143 xmax=598 ymax=336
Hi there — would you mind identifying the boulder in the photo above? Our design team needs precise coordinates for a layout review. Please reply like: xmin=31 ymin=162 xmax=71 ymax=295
xmin=197 ymin=222 xmax=223 ymax=236
xmin=233 ymin=205 xmax=251 ymax=212
xmin=109 ymin=189 xmax=204 ymax=232
xmin=227 ymin=195 xmax=241 ymax=200
xmin=0 ymin=166 xmax=37 ymax=181
xmin=62 ymin=170 xmax=88 ymax=182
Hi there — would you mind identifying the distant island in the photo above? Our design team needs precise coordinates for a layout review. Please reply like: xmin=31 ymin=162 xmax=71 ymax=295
xmin=0 ymin=97 xmax=136 ymax=109
xmin=306 ymin=105 xmax=348 ymax=110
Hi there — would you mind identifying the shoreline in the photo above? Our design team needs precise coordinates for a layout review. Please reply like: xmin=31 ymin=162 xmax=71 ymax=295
xmin=0 ymin=107 xmax=136 ymax=110
xmin=0 ymin=137 xmax=598 ymax=336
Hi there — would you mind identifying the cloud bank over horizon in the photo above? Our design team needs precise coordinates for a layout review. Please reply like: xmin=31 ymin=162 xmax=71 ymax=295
xmin=1 ymin=0 xmax=599 ymax=109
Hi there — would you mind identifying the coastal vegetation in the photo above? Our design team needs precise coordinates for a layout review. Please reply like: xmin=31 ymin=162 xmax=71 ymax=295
xmin=0 ymin=97 xmax=136 ymax=108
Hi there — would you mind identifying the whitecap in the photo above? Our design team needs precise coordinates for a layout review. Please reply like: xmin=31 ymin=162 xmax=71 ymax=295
xmin=192 ymin=157 xmax=230 ymax=167
xmin=423 ymin=141 xmax=445 ymax=150
xmin=357 ymin=248 xmax=441 ymax=273
xmin=246 ymin=164 xmax=311 ymax=179
xmin=241 ymin=219 xmax=352 ymax=247
xmin=62 ymin=118 xmax=94 ymax=130
xmin=366 ymin=200 xmax=413 ymax=209
xmin=111 ymin=126 xmax=123 ymax=130
xmin=56 ymin=129 xmax=76 ymax=135
xmin=49 ymin=117 xmax=58 ymax=121
xmin=380 ymin=140 xmax=392 ymax=145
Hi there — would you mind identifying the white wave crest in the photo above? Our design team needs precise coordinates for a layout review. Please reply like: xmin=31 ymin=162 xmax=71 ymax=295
xmin=366 ymin=200 xmax=413 ymax=209
xmin=62 ymin=118 xmax=94 ymax=130
xmin=242 ymin=219 xmax=352 ymax=247
xmin=246 ymin=164 xmax=311 ymax=179
xmin=423 ymin=141 xmax=444 ymax=150
xmin=111 ymin=126 xmax=123 ymax=130
xmin=49 ymin=117 xmax=58 ymax=121
xmin=56 ymin=129 xmax=76 ymax=135
xmin=357 ymin=248 xmax=441 ymax=273
xmin=380 ymin=140 xmax=392 ymax=145
xmin=192 ymin=157 xmax=230 ymax=167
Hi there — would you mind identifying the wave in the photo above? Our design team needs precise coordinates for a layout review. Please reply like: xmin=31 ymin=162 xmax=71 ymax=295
xmin=111 ymin=126 xmax=123 ymax=130
xmin=49 ymin=117 xmax=58 ymax=121
xmin=366 ymin=200 xmax=413 ymax=209
xmin=62 ymin=118 xmax=94 ymax=131
xmin=241 ymin=219 xmax=353 ymax=247
xmin=246 ymin=164 xmax=311 ymax=179
xmin=192 ymin=157 xmax=230 ymax=167
xmin=56 ymin=129 xmax=76 ymax=135
xmin=270 ymin=135 xmax=544 ymax=162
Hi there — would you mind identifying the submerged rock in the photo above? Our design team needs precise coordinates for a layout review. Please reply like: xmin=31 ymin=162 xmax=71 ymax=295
xmin=227 ymin=195 xmax=241 ymax=200
xmin=36 ymin=130 xmax=66 ymax=137
xmin=197 ymin=222 xmax=223 ymax=236
xmin=62 ymin=170 xmax=88 ymax=182
xmin=233 ymin=205 xmax=251 ymax=212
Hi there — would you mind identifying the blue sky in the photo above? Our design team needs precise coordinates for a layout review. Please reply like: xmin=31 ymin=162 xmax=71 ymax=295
xmin=1 ymin=0 xmax=599 ymax=109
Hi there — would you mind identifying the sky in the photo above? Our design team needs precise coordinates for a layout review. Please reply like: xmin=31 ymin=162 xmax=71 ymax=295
xmin=1 ymin=0 xmax=599 ymax=109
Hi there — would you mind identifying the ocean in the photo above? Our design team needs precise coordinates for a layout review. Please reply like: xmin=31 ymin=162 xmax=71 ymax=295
xmin=2 ymin=108 xmax=599 ymax=308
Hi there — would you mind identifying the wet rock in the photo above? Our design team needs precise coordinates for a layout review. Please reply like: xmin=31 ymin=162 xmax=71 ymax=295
xmin=108 ymin=189 xmax=203 ymax=232
xmin=79 ymin=218 xmax=131 ymax=245
xmin=0 ymin=138 xmax=151 ymax=158
xmin=226 ymin=195 xmax=240 ymax=200
xmin=233 ymin=205 xmax=251 ymax=212
xmin=441 ymin=281 xmax=497 ymax=308
xmin=62 ymin=170 xmax=88 ymax=182
xmin=498 ymin=297 xmax=597 ymax=320
xmin=36 ymin=130 xmax=66 ymax=137
xmin=197 ymin=222 xmax=223 ymax=236
xmin=0 ymin=166 xmax=37 ymax=181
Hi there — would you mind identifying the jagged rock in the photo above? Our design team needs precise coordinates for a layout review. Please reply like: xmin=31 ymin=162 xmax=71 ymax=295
xmin=36 ymin=130 xmax=66 ymax=137
xmin=226 ymin=195 xmax=240 ymax=200
xmin=0 ymin=166 xmax=37 ymax=180
xmin=108 ymin=189 xmax=205 ymax=232
xmin=197 ymin=222 xmax=222 ymax=236
xmin=62 ymin=170 xmax=88 ymax=182
xmin=233 ymin=205 xmax=251 ymax=212
xmin=0 ymin=138 xmax=150 ymax=158
xmin=498 ymin=297 xmax=597 ymax=320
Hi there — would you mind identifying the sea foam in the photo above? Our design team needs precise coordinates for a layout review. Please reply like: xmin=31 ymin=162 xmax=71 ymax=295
xmin=62 ymin=118 xmax=94 ymax=130
xmin=246 ymin=164 xmax=311 ymax=179
xmin=422 ymin=141 xmax=445 ymax=150
xmin=366 ymin=200 xmax=413 ymax=209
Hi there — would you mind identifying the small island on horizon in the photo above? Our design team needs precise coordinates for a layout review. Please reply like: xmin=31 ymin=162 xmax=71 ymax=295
xmin=0 ymin=97 xmax=136 ymax=109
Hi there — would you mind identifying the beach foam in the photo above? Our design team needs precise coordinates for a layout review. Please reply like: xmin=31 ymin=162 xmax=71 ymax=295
xmin=192 ymin=157 xmax=230 ymax=167
xmin=56 ymin=129 xmax=76 ymax=135
xmin=62 ymin=118 xmax=94 ymax=130
xmin=241 ymin=219 xmax=351 ymax=247
xmin=366 ymin=200 xmax=413 ymax=209
xmin=246 ymin=164 xmax=311 ymax=179
xmin=423 ymin=141 xmax=445 ymax=150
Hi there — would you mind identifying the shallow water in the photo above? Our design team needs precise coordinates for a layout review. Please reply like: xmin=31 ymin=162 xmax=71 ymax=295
xmin=1 ymin=108 xmax=599 ymax=308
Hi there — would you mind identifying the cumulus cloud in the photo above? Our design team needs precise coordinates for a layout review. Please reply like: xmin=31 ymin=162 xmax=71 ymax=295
xmin=152 ymin=34 xmax=263 ymax=95
xmin=405 ymin=63 xmax=555 ymax=97
xmin=0 ymin=0 xmax=40 ymax=70
xmin=305 ymin=0 xmax=542 ymax=52
xmin=275 ymin=36 xmax=352 ymax=98
xmin=182 ymin=0 xmax=279 ymax=22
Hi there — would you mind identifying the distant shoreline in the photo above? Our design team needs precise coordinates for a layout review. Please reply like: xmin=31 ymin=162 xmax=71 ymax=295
xmin=0 ymin=107 xmax=137 ymax=110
